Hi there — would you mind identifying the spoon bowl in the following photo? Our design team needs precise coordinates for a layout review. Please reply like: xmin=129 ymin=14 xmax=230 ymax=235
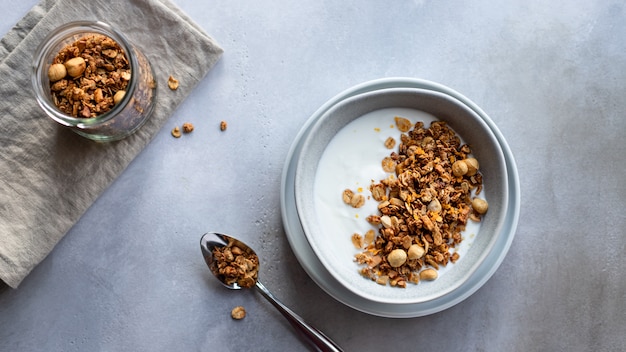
xmin=201 ymin=232 xmax=258 ymax=290
xmin=200 ymin=232 xmax=343 ymax=352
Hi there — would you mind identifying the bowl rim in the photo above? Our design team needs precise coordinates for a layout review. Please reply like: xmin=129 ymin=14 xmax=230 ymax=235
xmin=294 ymin=86 xmax=509 ymax=304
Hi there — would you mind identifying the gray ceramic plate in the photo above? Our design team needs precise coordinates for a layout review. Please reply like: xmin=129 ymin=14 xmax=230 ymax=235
xmin=281 ymin=77 xmax=520 ymax=317
xmin=294 ymin=87 xmax=508 ymax=304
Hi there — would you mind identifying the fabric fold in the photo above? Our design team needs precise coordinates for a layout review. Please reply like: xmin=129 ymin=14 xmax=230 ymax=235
xmin=0 ymin=0 xmax=223 ymax=288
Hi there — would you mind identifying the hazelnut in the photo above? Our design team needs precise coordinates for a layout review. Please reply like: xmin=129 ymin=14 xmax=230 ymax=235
xmin=464 ymin=158 xmax=479 ymax=176
xmin=171 ymin=126 xmax=181 ymax=138
xmin=64 ymin=57 xmax=86 ymax=78
xmin=113 ymin=90 xmax=126 ymax=105
xmin=452 ymin=160 xmax=468 ymax=177
xmin=387 ymin=249 xmax=407 ymax=268
xmin=472 ymin=198 xmax=489 ymax=214
xmin=419 ymin=268 xmax=438 ymax=281
xmin=48 ymin=64 xmax=67 ymax=82
xmin=407 ymin=244 xmax=425 ymax=260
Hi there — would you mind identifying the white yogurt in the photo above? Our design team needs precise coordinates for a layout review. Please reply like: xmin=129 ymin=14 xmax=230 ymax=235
xmin=313 ymin=108 xmax=482 ymax=282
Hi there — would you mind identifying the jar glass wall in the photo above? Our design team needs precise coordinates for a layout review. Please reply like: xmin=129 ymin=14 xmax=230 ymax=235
xmin=32 ymin=21 xmax=157 ymax=142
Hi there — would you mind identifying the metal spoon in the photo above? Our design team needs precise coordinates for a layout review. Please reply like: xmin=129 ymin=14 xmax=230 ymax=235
xmin=200 ymin=232 xmax=343 ymax=352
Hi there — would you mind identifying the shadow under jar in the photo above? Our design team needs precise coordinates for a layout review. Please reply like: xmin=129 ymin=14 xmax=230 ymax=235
xmin=32 ymin=21 xmax=157 ymax=142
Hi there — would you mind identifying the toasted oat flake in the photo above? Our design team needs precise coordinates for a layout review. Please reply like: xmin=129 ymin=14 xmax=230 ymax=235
xmin=342 ymin=188 xmax=366 ymax=208
xmin=381 ymin=156 xmax=396 ymax=173
xmin=351 ymin=233 xmax=364 ymax=249
xmin=364 ymin=229 xmax=375 ymax=245
xmin=212 ymin=242 xmax=259 ymax=289
xmin=342 ymin=189 xmax=354 ymax=204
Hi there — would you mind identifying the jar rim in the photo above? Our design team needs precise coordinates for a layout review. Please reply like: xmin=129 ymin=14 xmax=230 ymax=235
xmin=31 ymin=21 xmax=138 ymax=127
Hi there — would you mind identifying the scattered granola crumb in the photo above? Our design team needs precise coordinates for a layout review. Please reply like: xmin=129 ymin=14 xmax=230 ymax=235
xmin=220 ymin=120 xmax=228 ymax=131
xmin=394 ymin=116 xmax=412 ymax=132
xmin=171 ymin=126 xmax=181 ymax=138
xmin=182 ymin=122 xmax=194 ymax=133
xmin=168 ymin=75 xmax=179 ymax=90
xmin=342 ymin=188 xmax=365 ymax=208
xmin=231 ymin=306 xmax=246 ymax=320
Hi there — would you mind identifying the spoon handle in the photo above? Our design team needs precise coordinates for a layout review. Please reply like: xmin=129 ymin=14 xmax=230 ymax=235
xmin=255 ymin=281 xmax=343 ymax=352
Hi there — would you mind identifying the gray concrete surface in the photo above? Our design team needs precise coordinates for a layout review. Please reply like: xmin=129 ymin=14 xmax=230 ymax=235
xmin=1 ymin=1 xmax=625 ymax=351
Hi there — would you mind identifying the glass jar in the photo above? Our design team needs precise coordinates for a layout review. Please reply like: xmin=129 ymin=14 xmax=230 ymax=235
xmin=31 ymin=21 xmax=157 ymax=142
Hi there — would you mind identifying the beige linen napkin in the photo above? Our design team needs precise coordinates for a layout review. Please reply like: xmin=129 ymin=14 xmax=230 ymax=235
xmin=0 ymin=0 xmax=223 ymax=288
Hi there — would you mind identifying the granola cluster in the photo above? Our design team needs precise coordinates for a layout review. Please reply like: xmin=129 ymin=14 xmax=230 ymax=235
xmin=347 ymin=117 xmax=488 ymax=288
xmin=167 ymin=75 xmax=179 ymax=90
xmin=48 ymin=33 xmax=130 ymax=118
xmin=231 ymin=306 xmax=247 ymax=320
xmin=212 ymin=241 xmax=259 ymax=289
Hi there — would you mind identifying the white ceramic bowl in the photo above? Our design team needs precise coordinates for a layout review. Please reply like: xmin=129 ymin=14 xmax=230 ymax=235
xmin=294 ymin=87 xmax=508 ymax=305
